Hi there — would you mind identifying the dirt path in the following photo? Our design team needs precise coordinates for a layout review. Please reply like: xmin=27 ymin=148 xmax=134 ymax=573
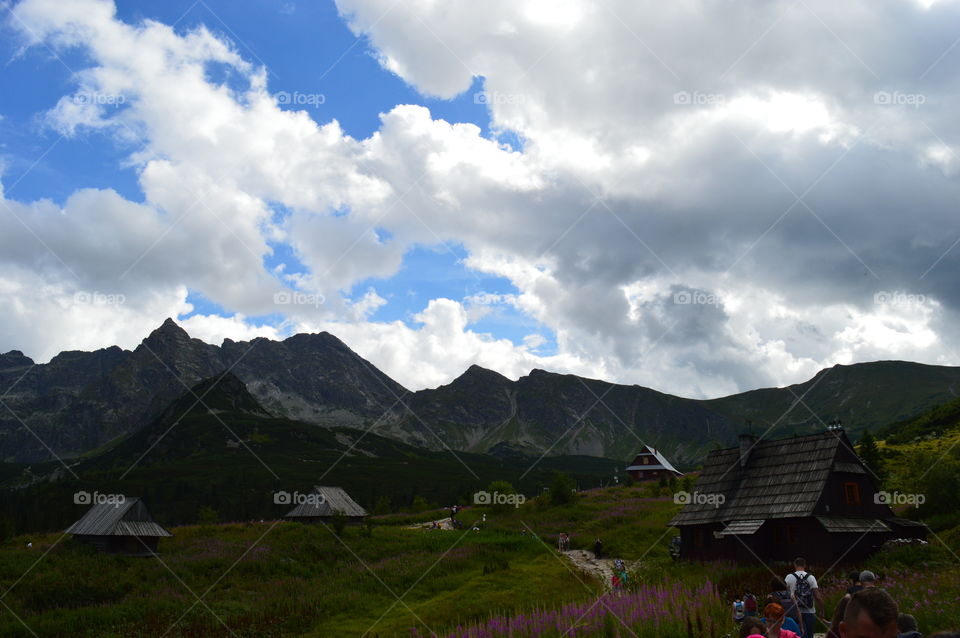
xmin=562 ymin=549 xmax=641 ymax=591
xmin=407 ymin=517 xmax=458 ymax=530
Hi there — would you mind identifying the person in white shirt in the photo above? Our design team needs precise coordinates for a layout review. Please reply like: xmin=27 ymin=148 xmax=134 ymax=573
xmin=785 ymin=557 xmax=824 ymax=638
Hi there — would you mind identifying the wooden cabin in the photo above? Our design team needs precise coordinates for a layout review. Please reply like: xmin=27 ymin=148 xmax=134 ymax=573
xmin=66 ymin=497 xmax=172 ymax=555
xmin=626 ymin=445 xmax=683 ymax=481
xmin=668 ymin=430 xmax=926 ymax=563
xmin=284 ymin=486 xmax=368 ymax=523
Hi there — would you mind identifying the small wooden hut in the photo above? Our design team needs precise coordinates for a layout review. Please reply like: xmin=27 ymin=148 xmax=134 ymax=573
xmin=626 ymin=445 xmax=683 ymax=481
xmin=284 ymin=486 xmax=368 ymax=523
xmin=66 ymin=497 xmax=172 ymax=555
xmin=668 ymin=430 xmax=926 ymax=563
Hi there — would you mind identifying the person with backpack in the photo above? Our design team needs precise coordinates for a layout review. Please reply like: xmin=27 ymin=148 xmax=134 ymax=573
xmin=785 ymin=557 xmax=823 ymax=638
xmin=768 ymin=578 xmax=802 ymax=627
xmin=594 ymin=537 xmax=603 ymax=559
xmin=733 ymin=596 xmax=747 ymax=624
xmin=744 ymin=592 xmax=760 ymax=618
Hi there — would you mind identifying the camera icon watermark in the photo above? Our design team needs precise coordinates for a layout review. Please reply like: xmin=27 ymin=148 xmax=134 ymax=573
xmin=474 ymin=490 xmax=526 ymax=508
xmin=875 ymin=491 xmax=925 ymax=506
xmin=273 ymin=290 xmax=325 ymax=308
xmin=874 ymin=91 xmax=925 ymax=109
xmin=674 ymin=490 xmax=725 ymax=508
xmin=274 ymin=490 xmax=326 ymax=506
xmin=673 ymin=290 xmax=722 ymax=306
xmin=74 ymin=491 xmax=126 ymax=507
xmin=673 ymin=90 xmax=725 ymax=106
xmin=276 ymin=91 xmax=326 ymax=106
xmin=73 ymin=290 xmax=126 ymax=306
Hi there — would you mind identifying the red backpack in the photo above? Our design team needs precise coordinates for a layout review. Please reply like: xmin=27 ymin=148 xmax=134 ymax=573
xmin=744 ymin=593 xmax=759 ymax=615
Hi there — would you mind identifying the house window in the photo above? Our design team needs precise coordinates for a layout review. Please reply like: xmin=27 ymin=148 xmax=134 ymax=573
xmin=693 ymin=529 xmax=705 ymax=548
xmin=643 ymin=457 xmax=650 ymax=465
xmin=844 ymin=482 xmax=861 ymax=505
xmin=785 ymin=525 xmax=798 ymax=544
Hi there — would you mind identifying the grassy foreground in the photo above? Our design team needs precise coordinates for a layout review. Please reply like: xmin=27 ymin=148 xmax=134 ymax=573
xmin=1 ymin=484 xmax=958 ymax=637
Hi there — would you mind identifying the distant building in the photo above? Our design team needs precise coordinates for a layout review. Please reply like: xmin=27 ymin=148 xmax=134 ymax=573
xmin=284 ymin=486 xmax=368 ymax=523
xmin=626 ymin=445 xmax=683 ymax=481
xmin=66 ymin=497 xmax=172 ymax=555
xmin=668 ymin=430 xmax=927 ymax=563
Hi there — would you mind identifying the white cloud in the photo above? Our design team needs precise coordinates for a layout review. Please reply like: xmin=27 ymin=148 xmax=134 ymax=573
xmin=4 ymin=0 xmax=960 ymax=399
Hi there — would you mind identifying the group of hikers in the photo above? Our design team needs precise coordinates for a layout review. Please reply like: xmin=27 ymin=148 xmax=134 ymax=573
xmin=732 ymin=557 xmax=956 ymax=638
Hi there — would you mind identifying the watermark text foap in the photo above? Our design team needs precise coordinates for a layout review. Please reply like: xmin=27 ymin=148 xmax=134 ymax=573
xmin=674 ymin=490 xmax=725 ymax=508
xmin=276 ymin=91 xmax=325 ymax=106
xmin=273 ymin=291 xmax=325 ymax=308
xmin=474 ymin=490 xmax=526 ymax=508
xmin=74 ymin=290 xmax=126 ymax=306
xmin=874 ymin=91 xmax=925 ymax=109
xmin=674 ymin=91 xmax=725 ymax=106
xmin=73 ymin=91 xmax=126 ymax=107
xmin=473 ymin=91 xmax=526 ymax=106
xmin=274 ymin=490 xmax=327 ymax=506
xmin=875 ymin=491 xmax=925 ymax=507
xmin=74 ymin=491 xmax=126 ymax=507
xmin=673 ymin=290 xmax=722 ymax=306
xmin=874 ymin=290 xmax=926 ymax=309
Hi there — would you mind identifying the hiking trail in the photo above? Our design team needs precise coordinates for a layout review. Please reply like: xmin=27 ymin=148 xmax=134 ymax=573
xmin=562 ymin=550 xmax=638 ymax=591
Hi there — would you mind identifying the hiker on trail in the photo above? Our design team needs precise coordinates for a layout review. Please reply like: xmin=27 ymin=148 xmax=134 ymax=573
xmin=860 ymin=570 xmax=878 ymax=589
xmin=785 ymin=557 xmax=823 ymax=638
xmin=764 ymin=603 xmax=802 ymax=638
xmin=847 ymin=571 xmax=864 ymax=596
xmin=744 ymin=592 xmax=760 ymax=618
xmin=558 ymin=532 xmax=570 ymax=552
xmin=611 ymin=573 xmax=621 ymax=590
xmin=825 ymin=593 xmax=850 ymax=638
xmin=768 ymin=578 xmax=801 ymax=627
xmin=739 ymin=618 xmax=767 ymax=638
xmin=897 ymin=613 xmax=923 ymax=638
xmin=838 ymin=588 xmax=898 ymax=638
xmin=593 ymin=537 xmax=603 ymax=559
xmin=733 ymin=596 xmax=746 ymax=624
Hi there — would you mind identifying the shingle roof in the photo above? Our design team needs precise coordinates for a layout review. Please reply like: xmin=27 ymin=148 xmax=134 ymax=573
xmin=718 ymin=519 xmax=765 ymax=536
xmin=816 ymin=517 xmax=891 ymax=533
xmin=66 ymin=497 xmax=172 ymax=537
xmin=285 ymin=486 xmax=368 ymax=518
xmin=626 ymin=445 xmax=683 ymax=475
xmin=669 ymin=431 xmax=849 ymax=526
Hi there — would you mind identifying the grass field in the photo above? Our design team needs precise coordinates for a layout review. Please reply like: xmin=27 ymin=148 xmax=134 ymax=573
xmin=2 ymin=483 xmax=958 ymax=637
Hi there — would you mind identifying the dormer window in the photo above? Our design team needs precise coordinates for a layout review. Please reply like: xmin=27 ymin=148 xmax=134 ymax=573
xmin=844 ymin=482 xmax=861 ymax=505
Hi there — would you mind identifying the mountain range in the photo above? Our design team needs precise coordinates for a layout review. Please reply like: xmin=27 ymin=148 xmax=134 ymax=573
xmin=2 ymin=318 xmax=959 ymax=465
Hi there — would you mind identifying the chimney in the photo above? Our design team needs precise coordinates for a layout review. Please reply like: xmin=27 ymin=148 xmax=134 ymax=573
xmin=738 ymin=433 xmax=758 ymax=468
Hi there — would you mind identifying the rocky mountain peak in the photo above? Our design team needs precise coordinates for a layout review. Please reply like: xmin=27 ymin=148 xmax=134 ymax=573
xmin=0 ymin=350 xmax=34 ymax=369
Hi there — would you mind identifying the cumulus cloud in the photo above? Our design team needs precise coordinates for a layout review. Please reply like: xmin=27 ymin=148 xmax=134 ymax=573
xmin=3 ymin=0 xmax=960 ymax=396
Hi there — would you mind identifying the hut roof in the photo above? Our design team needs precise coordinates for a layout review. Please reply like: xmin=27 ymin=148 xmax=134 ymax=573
xmin=626 ymin=445 xmax=683 ymax=475
xmin=669 ymin=430 xmax=868 ymax=527
xmin=66 ymin=497 xmax=172 ymax=537
xmin=285 ymin=486 xmax=368 ymax=519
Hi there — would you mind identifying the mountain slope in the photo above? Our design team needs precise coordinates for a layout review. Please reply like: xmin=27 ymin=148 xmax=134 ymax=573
xmin=0 ymin=373 xmax=619 ymax=534
xmin=3 ymin=321 xmax=960 ymax=464
xmin=0 ymin=319 xmax=407 ymax=463
xmin=703 ymin=360 xmax=960 ymax=438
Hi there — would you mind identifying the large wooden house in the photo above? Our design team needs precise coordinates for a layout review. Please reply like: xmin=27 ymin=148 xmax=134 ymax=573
xmin=668 ymin=430 xmax=926 ymax=563
xmin=626 ymin=445 xmax=683 ymax=481
xmin=66 ymin=497 xmax=172 ymax=555
xmin=284 ymin=486 xmax=368 ymax=524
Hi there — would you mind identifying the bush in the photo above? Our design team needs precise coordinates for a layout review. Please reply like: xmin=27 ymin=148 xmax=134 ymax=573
xmin=549 ymin=472 xmax=576 ymax=506
xmin=330 ymin=510 xmax=348 ymax=537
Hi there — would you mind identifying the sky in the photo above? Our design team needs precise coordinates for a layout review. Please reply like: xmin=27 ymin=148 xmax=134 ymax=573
xmin=0 ymin=0 xmax=959 ymax=398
